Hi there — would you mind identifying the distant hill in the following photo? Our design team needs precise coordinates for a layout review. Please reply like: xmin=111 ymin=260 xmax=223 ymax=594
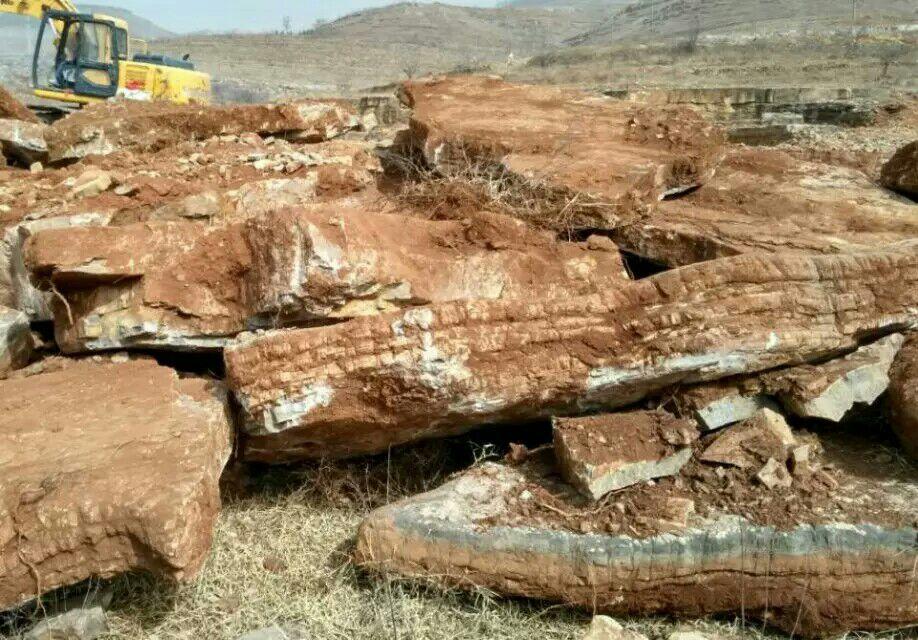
xmin=155 ymin=1 xmax=613 ymax=95
xmin=82 ymin=5 xmax=176 ymax=41
xmin=568 ymin=0 xmax=918 ymax=46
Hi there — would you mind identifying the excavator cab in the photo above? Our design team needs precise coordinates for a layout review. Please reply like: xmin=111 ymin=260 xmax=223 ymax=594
xmin=32 ymin=10 xmax=124 ymax=101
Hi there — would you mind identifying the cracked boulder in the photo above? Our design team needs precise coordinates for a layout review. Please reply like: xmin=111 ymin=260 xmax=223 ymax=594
xmin=0 ymin=359 xmax=232 ymax=611
xmin=1 ymin=212 xmax=113 ymax=321
xmin=554 ymin=411 xmax=698 ymax=500
xmin=25 ymin=207 xmax=627 ymax=352
xmin=612 ymin=148 xmax=918 ymax=267
xmin=764 ymin=333 xmax=905 ymax=422
xmin=226 ymin=246 xmax=918 ymax=462
xmin=356 ymin=443 xmax=918 ymax=638
xmin=889 ymin=336 xmax=918 ymax=459
xmin=0 ymin=119 xmax=47 ymax=165
xmin=400 ymin=76 xmax=725 ymax=228
xmin=46 ymin=99 xmax=359 ymax=162
xmin=0 ymin=306 xmax=31 ymax=377
xmin=881 ymin=140 xmax=917 ymax=200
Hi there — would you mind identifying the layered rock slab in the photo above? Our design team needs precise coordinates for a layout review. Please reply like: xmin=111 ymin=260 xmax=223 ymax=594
xmin=554 ymin=411 xmax=698 ymax=500
xmin=45 ymin=100 xmax=359 ymax=162
xmin=226 ymin=246 xmax=918 ymax=462
xmin=400 ymin=76 xmax=725 ymax=227
xmin=889 ymin=336 xmax=918 ymax=459
xmin=26 ymin=208 xmax=627 ymax=352
xmin=356 ymin=457 xmax=918 ymax=637
xmin=612 ymin=148 xmax=918 ymax=267
xmin=0 ymin=359 xmax=232 ymax=611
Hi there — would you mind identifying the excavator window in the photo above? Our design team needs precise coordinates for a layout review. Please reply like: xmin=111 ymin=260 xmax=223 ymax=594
xmin=33 ymin=12 xmax=119 ymax=99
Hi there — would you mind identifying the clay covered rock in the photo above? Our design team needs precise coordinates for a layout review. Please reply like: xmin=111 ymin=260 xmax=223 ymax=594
xmin=881 ymin=140 xmax=918 ymax=199
xmin=227 ymin=246 xmax=918 ymax=462
xmin=0 ymin=359 xmax=232 ymax=611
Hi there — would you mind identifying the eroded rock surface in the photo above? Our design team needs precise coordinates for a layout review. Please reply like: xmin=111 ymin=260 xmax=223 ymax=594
xmin=0 ymin=359 xmax=232 ymax=611
xmin=226 ymin=246 xmax=918 ymax=462
xmin=356 ymin=453 xmax=918 ymax=637
xmin=554 ymin=411 xmax=698 ymax=500
xmin=0 ymin=119 xmax=47 ymax=166
xmin=613 ymin=148 xmax=918 ymax=267
xmin=46 ymin=100 xmax=359 ymax=162
xmin=881 ymin=140 xmax=918 ymax=199
xmin=889 ymin=336 xmax=918 ymax=459
xmin=401 ymin=76 xmax=725 ymax=228
xmin=26 ymin=207 xmax=627 ymax=352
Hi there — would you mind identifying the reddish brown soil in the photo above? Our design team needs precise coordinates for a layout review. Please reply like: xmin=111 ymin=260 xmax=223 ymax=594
xmin=493 ymin=430 xmax=916 ymax=538
xmin=0 ymin=84 xmax=39 ymax=124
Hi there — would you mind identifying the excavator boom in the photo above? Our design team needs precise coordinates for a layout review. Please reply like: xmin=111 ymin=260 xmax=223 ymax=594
xmin=0 ymin=0 xmax=78 ymax=32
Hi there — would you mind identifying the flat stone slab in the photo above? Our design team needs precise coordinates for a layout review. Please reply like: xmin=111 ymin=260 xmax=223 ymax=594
xmin=226 ymin=246 xmax=918 ymax=462
xmin=612 ymin=148 xmax=918 ymax=267
xmin=401 ymin=76 xmax=726 ymax=229
xmin=554 ymin=411 xmax=698 ymax=500
xmin=890 ymin=336 xmax=918 ymax=459
xmin=356 ymin=447 xmax=918 ymax=637
xmin=25 ymin=208 xmax=626 ymax=353
xmin=0 ymin=359 xmax=232 ymax=611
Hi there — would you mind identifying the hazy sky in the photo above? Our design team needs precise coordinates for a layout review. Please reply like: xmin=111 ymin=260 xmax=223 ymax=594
xmin=96 ymin=0 xmax=502 ymax=34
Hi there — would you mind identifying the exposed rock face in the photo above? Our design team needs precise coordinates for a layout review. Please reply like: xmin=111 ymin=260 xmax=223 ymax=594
xmin=612 ymin=148 xmax=918 ymax=267
xmin=554 ymin=411 xmax=698 ymax=500
xmin=46 ymin=100 xmax=359 ymax=162
xmin=0 ymin=119 xmax=48 ymax=165
xmin=881 ymin=140 xmax=918 ymax=199
xmin=0 ymin=85 xmax=39 ymax=124
xmin=24 ymin=606 xmax=107 ymax=640
xmin=766 ymin=333 xmax=905 ymax=422
xmin=0 ymin=306 xmax=32 ymax=377
xmin=0 ymin=359 xmax=232 ymax=611
xmin=25 ymin=207 xmax=626 ymax=352
xmin=356 ymin=460 xmax=918 ymax=638
xmin=0 ymin=212 xmax=112 ymax=320
xmin=889 ymin=336 xmax=918 ymax=459
xmin=401 ymin=76 xmax=725 ymax=228
xmin=226 ymin=246 xmax=918 ymax=462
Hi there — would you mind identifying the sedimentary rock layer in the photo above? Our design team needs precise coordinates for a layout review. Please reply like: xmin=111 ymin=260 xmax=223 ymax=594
xmin=45 ymin=100 xmax=359 ymax=162
xmin=612 ymin=148 xmax=918 ymax=266
xmin=25 ymin=207 xmax=626 ymax=352
xmin=401 ymin=76 xmax=726 ymax=227
xmin=355 ymin=462 xmax=918 ymax=638
xmin=226 ymin=246 xmax=918 ymax=461
xmin=0 ymin=359 xmax=232 ymax=611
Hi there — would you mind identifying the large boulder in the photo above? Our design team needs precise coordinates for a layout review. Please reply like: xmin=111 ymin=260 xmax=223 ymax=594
xmin=356 ymin=443 xmax=918 ymax=638
xmin=226 ymin=246 xmax=918 ymax=462
xmin=400 ymin=76 xmax=726 ymax=229
xmin=25 ymin=207 xmax=627 ymax=353
xmin=880 ymin=140 xmax=918 ymax=200
xmin=0 ymin=119 xmax=48 ymax=165
xmin=889 ymin=336 xmax=918 ymax=459
xmin=0 ymin=358 xmax=232 ymax=611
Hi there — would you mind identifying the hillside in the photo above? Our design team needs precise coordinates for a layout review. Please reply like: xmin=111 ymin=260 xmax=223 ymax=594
xmin=83 ymin=5 xmax=177 ymax=41
xmin=569 ymin=0 xmax=918 ymax=45
xmin=154 ymin=1 xmax=611 ymax=98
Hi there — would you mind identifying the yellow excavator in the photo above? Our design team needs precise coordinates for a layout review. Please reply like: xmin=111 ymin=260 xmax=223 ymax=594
xmin=0 ymin=0 xmax=210 ymax=110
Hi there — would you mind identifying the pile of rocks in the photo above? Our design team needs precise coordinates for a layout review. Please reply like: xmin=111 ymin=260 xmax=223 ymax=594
xmin=0 ymin=77 xmax=915 ymax=639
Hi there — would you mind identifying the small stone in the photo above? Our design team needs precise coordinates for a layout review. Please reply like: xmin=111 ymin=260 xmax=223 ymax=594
xmin=69 ymin=170 xmax=112 ymax=199
xmin=29 ymin=161 xmax=43 ymax=174
xmin=668 ymin=632 xmax=714 ymax=640
xmin=506 ymin=442 xmax=529 ymax=465
xmin=25 ymin=606 xmax=107 ymax=640
xmin=789 ymin=444 xmax=812 ymax=476
xmin=582 ymin=616 xmax=648 ymax=640
xmin=262 ymin=554 xmax=288 ymax=574
xmin=700 ymin=408 xmax=796 ymax=469
xmin=114 ymin=184 xmax=138 ymax=197
xmin=756 ymin=457 xmax=793 ymax=490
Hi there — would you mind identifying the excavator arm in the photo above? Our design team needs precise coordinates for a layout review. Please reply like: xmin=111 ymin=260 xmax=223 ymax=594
xmin=0 ymin=0 xmax=79 ymax=35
